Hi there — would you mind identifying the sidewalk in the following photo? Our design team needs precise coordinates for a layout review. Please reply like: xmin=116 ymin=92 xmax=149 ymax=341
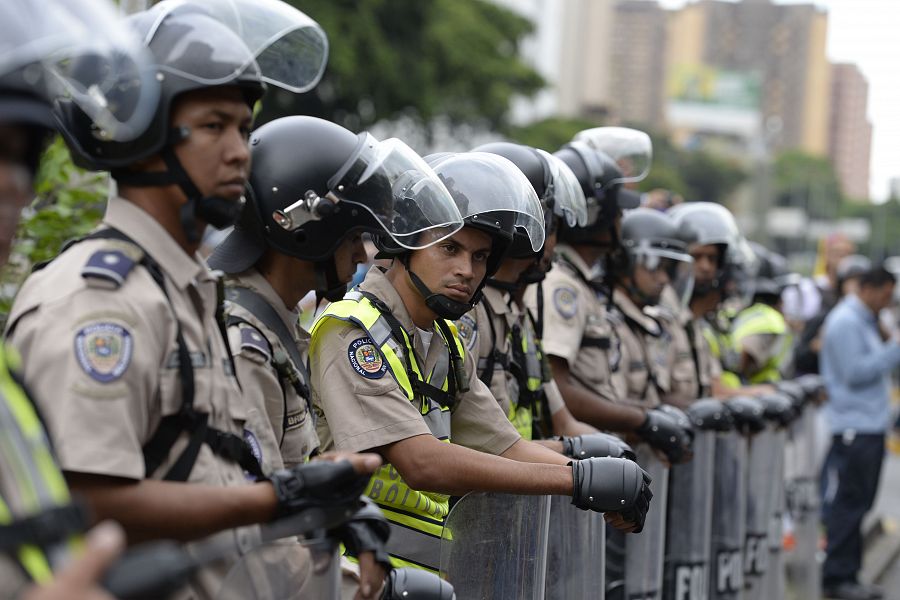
xmin=861 ymin=448 xmax=900 ymax=599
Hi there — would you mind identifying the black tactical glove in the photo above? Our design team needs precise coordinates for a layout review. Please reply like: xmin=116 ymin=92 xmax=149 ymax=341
xmin=636 ymin=409 xmax=693 ymax=464
xmin=724 ymin=395 xmax=766 ymax=434
xmin=382 ymin=567 xmax=457 ymax=600
xmin=336 ymin=497 xmax=391 ymax=570
xmin=570 ymin=457 xmax=653 ymax=532
xmin=793 ymin=374 xmax=826 ymax=404
xmin=756 ymin=392 xmax=796 ymax=427
xmin=686 ymin=398 xmax=734 ymax=432
xmin=561 ymin=433 xmax=636 ymax=461
xmin=268 ymin=460 xmax=371 ymax=519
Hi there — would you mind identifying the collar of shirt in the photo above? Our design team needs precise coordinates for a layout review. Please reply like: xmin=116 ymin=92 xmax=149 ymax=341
xmin=103 ymin=196 xmax=211 ymax=291
xmin=845 ymin=294 xmax=878 ymax=326
xmin=230 ymin=268 xmax=308 ymax=342
xmin=613 ymin=288 xmax=661 ymax=335
xmin=555 ymin=244 xmax=596 ymax=282
xmin=358 ymin=266 xmax=434 ymax=357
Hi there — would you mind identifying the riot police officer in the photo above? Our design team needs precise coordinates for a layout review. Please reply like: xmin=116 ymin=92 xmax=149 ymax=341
xmin=309 ymin=151 xmax=653 ymax=574
xmin=4 ymin=3 xmax=378 ymax=598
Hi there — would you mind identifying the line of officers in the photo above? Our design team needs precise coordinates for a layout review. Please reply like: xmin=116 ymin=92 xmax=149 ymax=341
xmin=0 ymin=1 xmax=821 ymax=599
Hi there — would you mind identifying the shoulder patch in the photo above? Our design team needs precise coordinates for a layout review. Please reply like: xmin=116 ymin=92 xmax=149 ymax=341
xmin=553 ymin=286 xmax=579 ymax=319
xmin=239 ymin=325 xmax=272 ymax=362
xmin=74 ymin=322 xmax=133 ymax=383
xmin=81 ymin=250 xmax=138 ymax=288
xmin=348 ymin=337 xmax=388 ymax=379
xmin=455 ymin=314 xmax=478 ymax=352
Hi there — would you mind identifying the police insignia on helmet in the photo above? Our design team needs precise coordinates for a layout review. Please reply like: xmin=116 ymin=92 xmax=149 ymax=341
xmin=348 ymin=337 xmax=387 ymax=379
xmin=74 ymin=322 xmax=133 ymax=383
xmin=553 ymin=286 xmax=578 ymax=319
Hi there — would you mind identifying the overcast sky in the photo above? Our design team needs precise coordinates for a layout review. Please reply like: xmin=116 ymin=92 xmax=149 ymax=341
xmin=658 ymin=0 xmax=899 ymax=202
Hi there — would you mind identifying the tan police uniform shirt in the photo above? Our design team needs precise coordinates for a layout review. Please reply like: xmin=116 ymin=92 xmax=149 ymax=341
xmin=4 ymin=197 xmax=267 ymax=599
xmin=458 ymin=285 xmax=518 ymax=420
xmin=608 ymin=289 xmax=666 ymax=409
xmin=523 ymin=244 xmax=619 ymax=404
xmin=311 ymin=267 xmax=520 ymax=456
xmin=225 ymin=269 xmax=319 ymax=471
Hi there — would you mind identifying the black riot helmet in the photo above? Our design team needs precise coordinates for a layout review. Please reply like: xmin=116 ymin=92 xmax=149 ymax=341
xmin=668 ymin=201 xmax=744 ymax=298
xmin=53 ymin=0 xmax=328 ymax=240
xmin=747 ymin=242 xmax=793 ymax=303
xmin=616 ymin=208 xmax=695 ymax=306
xmin=374 ymin=152 xmax=545 ymax=320
xmin=209 ymin=116 xmax=462 ymax=300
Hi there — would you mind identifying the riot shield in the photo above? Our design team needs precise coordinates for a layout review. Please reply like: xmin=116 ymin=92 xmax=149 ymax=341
xmin=545 ymin=495 xmax=605 ymax=599
xmin=440 ymin=492 xmax=551 ymax=600
xmin=784 ymin=403 xmax=821 ymax=600
xmin=217 ymin=538 xmax=335 ymax=600
xmin=762 ymin=427 xmax=788 ymax=599
xmin=622 ymin=444 xmax=669 ymax=600
xmin=709 ymin=431 xmax=746 ymax=600
xmin=664 ymin=429 xmax=715 ymax=600
xmin=743 ymin=427 xmax=777 ymax=600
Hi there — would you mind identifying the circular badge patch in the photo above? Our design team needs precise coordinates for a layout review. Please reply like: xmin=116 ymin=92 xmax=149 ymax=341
xmin=455 ymin=314 xmax=478 ymax=351
xmin=74 ymin=322 xmax=133 ymax=383
xmin=553 ymin=286 xmax=578 ymax=319
xmin=348 ymin=337 xmax=387 ymax=379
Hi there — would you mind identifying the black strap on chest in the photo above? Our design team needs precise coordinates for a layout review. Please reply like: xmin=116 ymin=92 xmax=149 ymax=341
xmin=615 ymin=304 xmax=664 ymax=401
xmin=477 ymin=300 xmax=510 ymax=387
xmin=0 ymin=502 xmax=88 ymax=554
xmin=685 ymin=320 xmax=708 ymax=397
xmin=70 ymin=229 xmax=263 ymax=482
xmin=359 ymin=292 xmax=461 ymax=411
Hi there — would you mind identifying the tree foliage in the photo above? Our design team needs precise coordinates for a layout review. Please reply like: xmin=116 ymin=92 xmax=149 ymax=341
xmin=259 ymin=0 xmax=544 ymax=132
xmin=773 ymin=150 xmax=843 ymax=220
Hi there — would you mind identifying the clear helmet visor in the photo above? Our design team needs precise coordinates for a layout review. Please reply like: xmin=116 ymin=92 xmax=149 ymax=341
xmin=573 ymin=127 xmax=652 ymax=186
xmin=147 ymin=0 xmax=327 ymax=93
xmin=538 ymin=149 xmax=588 ymax=227
xmin=1 ymin=0 xmax=161 ymax=142
xmin=328 ymin=134 xmax=462 ymax=250
xmin=435 ymin=152 xmax=545 ymax=252
xmin=632 ymin=246 xmax=694 ymax=307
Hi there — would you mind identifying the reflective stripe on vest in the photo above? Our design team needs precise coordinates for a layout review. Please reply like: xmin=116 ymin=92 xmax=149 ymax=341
xmin=0 ymin=346 xmax=74 ymax=583
xmin=731 ymin=303 xmax=791 ymax=384
xmin=311 ymin=292 xmax=466 ymax=571
xmin=701 ymin=320 xmax=742 ymax=389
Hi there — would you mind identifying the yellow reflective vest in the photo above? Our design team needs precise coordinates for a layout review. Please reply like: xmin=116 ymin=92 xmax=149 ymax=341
xmin=731 ymin=303 xmax=791 ymax=384
xmin=311 ymin=291 xmax=466 ymax=572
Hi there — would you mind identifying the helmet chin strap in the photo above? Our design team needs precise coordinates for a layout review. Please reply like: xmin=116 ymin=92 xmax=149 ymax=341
xmin=112 ymin=127 xmax=244 ymax=244
xmin=407 ymin=269 xmax=480 ymax=321
xmin=315 ymin=257 xmax=348 ymax=303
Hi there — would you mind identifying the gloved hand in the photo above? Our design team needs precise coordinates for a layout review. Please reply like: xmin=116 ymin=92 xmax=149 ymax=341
xmin=570 ymin=457 xmax=653 ymax=532
xmin=636 ymin=409 xmax=693 ymax=464
xmin=381 ymin=567 xmax=457 ymax=600
xmin=791 ymin=374 xmax=827 ymax=405
xmin=268 ymin=460 xmax=371 ymax=519
xmin=336 ymin=497 xmax=391 ymax=570
xmin=756 ymin=392 xmax=796 ymax=427
xmin=686 ymin=398 xmax=733 ymax=432
xmin=725 ymin=396 xmax=766 ymax=435
xmin=561 ymin=433 xmax=636 ymax=461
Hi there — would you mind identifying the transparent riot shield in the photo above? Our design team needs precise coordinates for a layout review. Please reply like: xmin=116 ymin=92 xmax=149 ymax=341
xmin=545 ymin=495 xmax=605 ymax=599
xmin=217 ymin=537 xmax=332 ymax=600
xmin=784 ymin=403 xmax=821 ymax=600
xmin=440 ymin=492 xmax=551 ymax=600
xmin=623 ymin=444 xmax=669 ymax=600
xmin=743 ymin=427 xmax=777 ymax=600
xmin=664 ymin=429 xmax=715 ymax=600
xmin=709 ymin=431 xmax=746 ymax=600
xmin=763 ymin=427 xmax=788 ymax=599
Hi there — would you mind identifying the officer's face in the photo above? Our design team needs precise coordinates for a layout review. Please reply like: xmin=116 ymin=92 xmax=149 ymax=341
xmin=691 ymin=244 xmax=720 ymax=286
xmin=632 ymin=263 xmax=669 ymax=305
xmin=170 ymin=87 xmax=253 ymax=203
xmin=409 ymin=226 xmax=492 ymax=303
xmin=539 ymin=229 xmax=559 ymax=273
xmin=333 ymin=232 xmax=367 ymax=284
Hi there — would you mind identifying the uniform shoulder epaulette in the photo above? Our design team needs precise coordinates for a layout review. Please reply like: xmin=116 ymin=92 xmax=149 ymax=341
xmin=81 ymin=241 xmax=145 ymax=289
xmin=237 ymin=322 xmax=273 ymax=363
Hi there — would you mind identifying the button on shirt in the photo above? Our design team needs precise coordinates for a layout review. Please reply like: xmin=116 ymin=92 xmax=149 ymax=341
xmin=821 ymin=294 xmax=900 ymax=434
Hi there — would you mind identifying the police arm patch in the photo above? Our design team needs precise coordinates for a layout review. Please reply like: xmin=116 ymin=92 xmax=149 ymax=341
xmin=348 ymin=337 xmax=388 ymax=379
xmin=455 ymin=314 xmax=478 ymax=352
xmin=74 ymin=322 xmax=133 ymax=383
xmin=553 ymin=286 xmax=579 ymax=319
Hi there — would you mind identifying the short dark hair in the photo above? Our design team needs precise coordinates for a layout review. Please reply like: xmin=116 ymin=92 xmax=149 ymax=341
xmin=859 ymin=266 xmax=896 ymax=289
